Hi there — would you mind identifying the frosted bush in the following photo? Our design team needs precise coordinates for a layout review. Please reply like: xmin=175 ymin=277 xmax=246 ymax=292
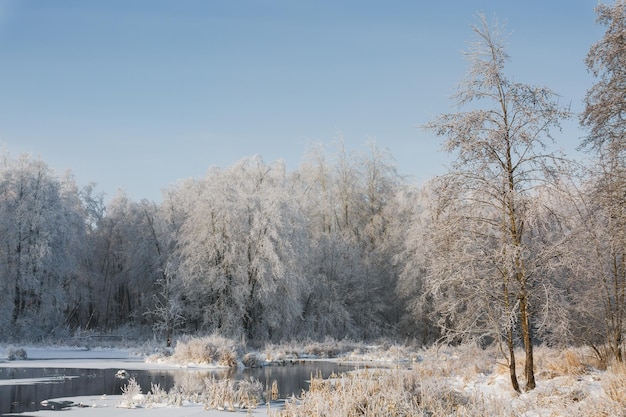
xmin=171 ymin=372 xmax=205 ymax=401
xmin=145 ymin=382 xmax=168 ymax=407
xmin=280 ymin=369 xmax=425 ymax=416
xmin=235 ymin=378 xmax=263 ymax=409
xmin=202 ymin=376 xmax=263 ymax=411
xmin=302 ymin=338 xmax=361 ymax=358
xmin=5 ymin=347 xmax=27 ymax=361
xmin=171 ymin=335 xmax=242 ymax=366
xmin=242 ymin=351 xmax=264 ymax=368
xmin=119 ymin=377 xmax=143 ymax=408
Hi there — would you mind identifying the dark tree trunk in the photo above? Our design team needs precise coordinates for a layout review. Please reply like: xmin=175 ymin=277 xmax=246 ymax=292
xmin=520 ymin=294 xmax=536 ymax=390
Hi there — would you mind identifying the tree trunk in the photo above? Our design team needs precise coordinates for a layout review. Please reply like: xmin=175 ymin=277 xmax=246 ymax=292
xmin=520 ymin=294 xmax=536 ymax=390
xmin=503 ymin=280 xmax=521 ymax=393
xmin=507 ymin=325 xmax=521 ymax=393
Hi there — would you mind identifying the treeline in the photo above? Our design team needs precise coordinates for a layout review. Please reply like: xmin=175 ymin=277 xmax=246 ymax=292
xmin=0 ymin=144 xmax=410 ymax=343
xmin=0 ymin=133 xmax=615 ymax=350
xmin=1 ymin=4 xmax=625 ymax=387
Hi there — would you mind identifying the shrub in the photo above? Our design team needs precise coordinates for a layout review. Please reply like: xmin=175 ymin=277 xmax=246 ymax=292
xmin=302 ymin=338 xmax=359 ymax=358
xmin=201 ymin=376 xmax=263 ymax=411
xmin=171 ymin=335 xmax=242 ymax=367
xmin=119 ymin=377 xmax=143 ymax=408
xmin=235 ymin=378 xmax=263 ymax=409
xmin=172 ymin=372 xmax=204 ymax=399
xmin=242 ymin=351 xmax=264 ymax=368
xmin=6 ymin=347 xmax=27 ymax=361
xmin=145 ymin=382 xmax=168 ymax=407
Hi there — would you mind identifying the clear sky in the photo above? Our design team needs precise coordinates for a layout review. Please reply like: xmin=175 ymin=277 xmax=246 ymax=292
xmin=0 ymin=0 xmax=603 ymax=202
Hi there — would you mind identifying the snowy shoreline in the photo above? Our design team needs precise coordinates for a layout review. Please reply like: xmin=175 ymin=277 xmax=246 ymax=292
xmin=6 ymin=394 xmax=273 ymax=417
xmin=1 ymin=347 xmax=178 ymax=371
xmin=2 ymin=343 xmax=625 ymax=416
xmin=0 ymin=346 xmax=279 ymax=416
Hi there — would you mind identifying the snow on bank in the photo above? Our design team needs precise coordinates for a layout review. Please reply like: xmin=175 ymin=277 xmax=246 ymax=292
xmin=0 ymin=345 xmax=230 ymax=371
xmin=0 ymin=374 xmax=80 ymax=386
xmin=0 ymin=345 xmax=274 ymax=416
xmin=4 ymin=394 xmax=273 ymax=417
xmin=1 ymin=343 xmax=624 ymax=416
xmin=0 ymin=350 xmax=156 ymax=371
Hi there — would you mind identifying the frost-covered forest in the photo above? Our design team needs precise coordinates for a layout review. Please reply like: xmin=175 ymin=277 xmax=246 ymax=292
xmin=0 ymin=143 xmax=408 ymax=343
xmin=2 ymin=3 xmax=626 ymax=394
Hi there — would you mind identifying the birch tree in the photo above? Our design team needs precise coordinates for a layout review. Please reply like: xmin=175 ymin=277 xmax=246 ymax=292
xmin=293 ymin=147 xmax=359 ymax=339
xmin=563 ymin=176 xmax=626 ymax=360
xmin=0 ymin=154 xmax=87 ymax=339
xmin=580 ymin=0 xmax=626 ymax=362
xmin=64 ymin=183 xmax=106 ymax=330
xmin=84 ymin=192 xmax=166 ymax=330
xmin=148 ymin=190 xmax=186 ymax=346
xmin=422 ymin=14 xmax=570 ymax=391
xmin=395 ymin=182 xmax=439 ymax=343
xmin=174 ymin=156 xmax=308 ymax=341
xmin=295 ymin=141 xmax=404 ymax=339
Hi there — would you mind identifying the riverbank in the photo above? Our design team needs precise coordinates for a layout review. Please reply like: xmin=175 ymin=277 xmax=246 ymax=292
xmin=0 ymin=342 xmax=347 ymax=416
xmin=1 ymin=342 xmax=624 ymax=416
xmin=9 ymin=394 xmax=271 ymax=417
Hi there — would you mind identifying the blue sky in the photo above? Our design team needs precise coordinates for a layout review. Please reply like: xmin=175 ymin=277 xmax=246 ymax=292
xmin=0 ymin=0 xmax=602 ymax=202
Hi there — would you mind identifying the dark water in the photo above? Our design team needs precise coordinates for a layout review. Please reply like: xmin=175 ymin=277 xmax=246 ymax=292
xmin=0 ymin=361 xmax=352 ymax=414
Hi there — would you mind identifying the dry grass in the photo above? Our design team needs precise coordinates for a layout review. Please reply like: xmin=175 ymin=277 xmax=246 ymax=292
xmin=534 ymin=345 xmax=593 ymax=378
xmin=275 ymin=367 xmax=512 ymax=417
xmin=602 ymin=360 xmax=626 ymax=406
xmin=119 ymin=373 xmax=264 ymax=411
xmin=170 ymin=335 xmax=242 ymax=366
xmin=202 ymin=375 xmax=263 ymax=411
xmin=145 ymin=382 xmax=168 ymax=407
xmin=263 ymin=338 xmax=363 ymax=362
xmin=274 ymin=344 xmax=626 ymax=417
xmin=261 ymin=339 xmax=425 ymax=367
xmin=277 ymin=369 xmax=422 ymax=417
xmin=123 ymin=340 xmax=626 ymax=416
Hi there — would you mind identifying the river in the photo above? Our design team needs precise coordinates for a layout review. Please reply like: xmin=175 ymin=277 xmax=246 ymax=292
xmin=0 ymin=361 xmax=354 ymax=414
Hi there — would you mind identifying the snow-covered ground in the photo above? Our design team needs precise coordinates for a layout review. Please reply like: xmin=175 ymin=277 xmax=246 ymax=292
xmin=0 ymin=343 xmax=623 ymax=416
xmin=0 ymin=346 xmax=207 ymax=371
xmin=12 ymin=395 xmax=273 ymax=417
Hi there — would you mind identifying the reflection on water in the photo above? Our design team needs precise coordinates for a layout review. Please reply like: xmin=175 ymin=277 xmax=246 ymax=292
xmin=0 ymin=361 xmax=352 ymax=414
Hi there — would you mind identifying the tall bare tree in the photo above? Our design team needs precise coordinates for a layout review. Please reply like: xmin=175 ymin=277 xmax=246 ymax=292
xmin=422 ymin=14 xmax=570 ymax=391
xmin=580 ymin=0 xmax=626 ymax=362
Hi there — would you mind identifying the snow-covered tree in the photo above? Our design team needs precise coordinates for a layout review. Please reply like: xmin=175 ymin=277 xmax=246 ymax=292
xmin=396 ymin=181 xmax=442 ymax=344
xmin=63 ymin=182 xmax=106 ymax=330
xmin=295 ymin=141 xmax=405 ymax=340
xmin=292 ymin=144 xmax=357 ymax=339
xmin=84 ymin=193 xmax=167 ymax=331
xmin=582 ymin=0 xmax=626 ymax=158
xmin=578 ymin=0 xmax=626 ymax=362
xmin=146 ymin=189 xmax=187 ymax=346
xmin=422 ymin=14 xmax=570 ymax=391
xmin=0 ymin=154 xmax=87 ymax=340
xmin=559 ymin=176 xmax=626 ymax=359
xmin=173 ymin=156 xmax=308 ymax=341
